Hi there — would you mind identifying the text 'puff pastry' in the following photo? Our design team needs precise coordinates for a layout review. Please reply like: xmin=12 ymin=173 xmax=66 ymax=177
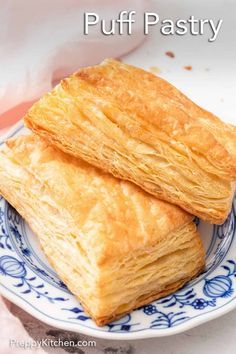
xmin=24 ymin=59 xmax=236 ymax=224
xmin=0 ymin=135 xmax=205 ymax=326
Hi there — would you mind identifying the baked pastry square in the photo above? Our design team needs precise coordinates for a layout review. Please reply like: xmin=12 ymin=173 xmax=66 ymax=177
xmin=0 ymin=135 xmax=205 ymax=326
xmin=24 ymin=59 xmax=236 ymax=224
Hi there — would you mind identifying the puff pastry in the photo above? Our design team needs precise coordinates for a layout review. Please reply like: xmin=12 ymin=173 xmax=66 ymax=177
xmin=0 ymin=135 xmax=205 ymax=326
xmin=24 ymin=59 xmax=236 ymax=224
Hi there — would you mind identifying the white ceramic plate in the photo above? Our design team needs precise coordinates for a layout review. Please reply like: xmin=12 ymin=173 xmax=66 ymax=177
xmin=0 ymin=122 xmax=235 ymax=340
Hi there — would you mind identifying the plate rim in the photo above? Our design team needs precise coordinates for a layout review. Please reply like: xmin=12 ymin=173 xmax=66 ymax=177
xmin=1 ymin=278 xmax=236 ymax=340
xmin=0 ymin=121 xmax=236 ymax=340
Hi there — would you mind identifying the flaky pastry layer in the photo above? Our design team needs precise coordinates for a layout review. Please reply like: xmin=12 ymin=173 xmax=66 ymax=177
xmin=0 ymin=135 xmax=205 ymax=326
xmin=24 ymin=59 xmax=236 ymax=223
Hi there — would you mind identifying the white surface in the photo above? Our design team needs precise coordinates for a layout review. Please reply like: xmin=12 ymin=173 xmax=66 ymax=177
xmin=125 ymin=0 xmax=236 ymax=126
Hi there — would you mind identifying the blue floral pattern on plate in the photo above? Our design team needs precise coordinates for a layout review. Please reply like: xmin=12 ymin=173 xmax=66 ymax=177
xmin=0 ymin=122 xmax=235 ymax=339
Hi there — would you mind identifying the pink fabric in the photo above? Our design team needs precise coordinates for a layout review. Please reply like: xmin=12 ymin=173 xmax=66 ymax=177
xmin=0 ymin=101 xmax=36 ymax=135
xmin=0 ymin=0 xmax=147 ymax=116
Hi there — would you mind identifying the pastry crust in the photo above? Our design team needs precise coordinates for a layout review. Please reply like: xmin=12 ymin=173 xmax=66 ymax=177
xmin=24 ymin=59 xmax=236 ymax=224
xmin=0 ymin=135 xmax=205 ymax=326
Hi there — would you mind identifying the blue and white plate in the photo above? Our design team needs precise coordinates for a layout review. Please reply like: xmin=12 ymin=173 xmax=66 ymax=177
xmin=0 ymin=122 xmax=235 ymax=340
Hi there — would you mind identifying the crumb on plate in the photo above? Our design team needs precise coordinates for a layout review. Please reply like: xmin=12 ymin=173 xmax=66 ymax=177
xmin=165 ymin=51 xmax=175 ymax=58
xmin=184 ymin=65 xmax=192 ymax=71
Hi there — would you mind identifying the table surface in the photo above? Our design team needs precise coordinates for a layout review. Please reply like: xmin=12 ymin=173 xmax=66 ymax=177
xmin=3 ymin=0 xmax=236 ymax=353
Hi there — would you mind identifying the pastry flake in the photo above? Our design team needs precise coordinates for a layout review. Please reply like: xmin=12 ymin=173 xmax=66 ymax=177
xmin=0 ymin=135 xmax=205 ymax=326
xmin=24 ymin=59 xmax=236 ymax=224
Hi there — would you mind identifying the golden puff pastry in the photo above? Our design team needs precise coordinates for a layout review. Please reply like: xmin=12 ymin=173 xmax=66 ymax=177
xmin=0 ymin=135 xmax=205 ymax=326
xmin=24 ymin=59 xmax=236 ymax=224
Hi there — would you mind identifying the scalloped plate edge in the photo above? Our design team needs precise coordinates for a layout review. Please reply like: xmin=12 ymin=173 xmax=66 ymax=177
xmin=1 ymin=278 xmax=236 ymax=340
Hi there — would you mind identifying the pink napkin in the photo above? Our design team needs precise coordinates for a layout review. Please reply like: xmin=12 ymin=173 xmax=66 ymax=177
xmin=0 ymin=0 xmax=147 ymax=118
